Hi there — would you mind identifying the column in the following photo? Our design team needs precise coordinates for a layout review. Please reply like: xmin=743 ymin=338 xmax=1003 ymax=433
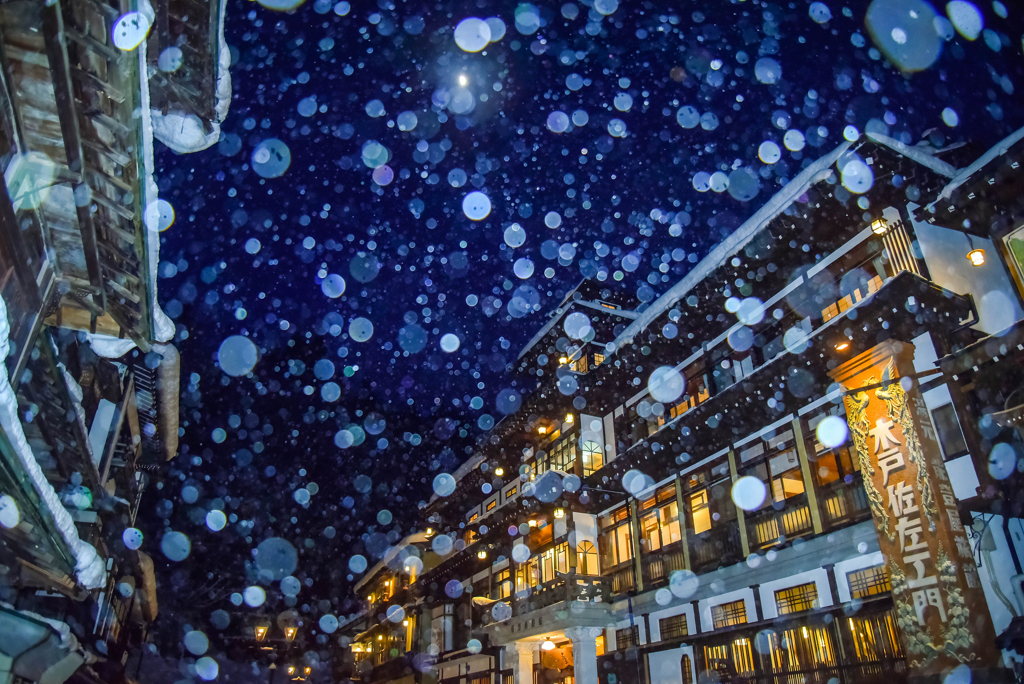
xmin=750 ymin=584 xmax=763 ymax=622
xmin=829 ymin=340 xmax=1004 ymax=681
xmin=823 ymin=563 xmax=841 ymax=607
xmin=628 ymin=498 xmax=644 ymax=592
xmin=673 ymin=475 xmax=692 ymax=570
xmin=565 ymin=626 xmax=603 ymax=684
xmin=793 ymin=417 xmax=825 ymax=534
xmin=727 ymin=449 xmax=750 ymax=558
xmin=505 ymin=642 xmax=535 ymax=684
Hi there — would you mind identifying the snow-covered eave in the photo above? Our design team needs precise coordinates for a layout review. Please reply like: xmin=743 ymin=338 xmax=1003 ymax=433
xmin=864 ymin=131 xmax=958 ymax=179
xmin=928 ymin=124 xmax=1024 ymax=209
xmin=608 ymin=140 xmax=854 ymax=352
xmin=516 ymin=299 xmax=635 ymax=361
xmin=353 ymin=532 xmax=430 ymax=594
xmin=0 ymin=295 xmax=106 ymax=590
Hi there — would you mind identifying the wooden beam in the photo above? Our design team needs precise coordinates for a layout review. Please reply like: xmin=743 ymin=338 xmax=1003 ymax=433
xmin=41 ymin=1 xmax=105 ymax=308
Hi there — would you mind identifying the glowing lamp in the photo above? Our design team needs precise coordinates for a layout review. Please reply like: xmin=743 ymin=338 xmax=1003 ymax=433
xmin=870 ymin=218 xmax=888 ymax=235
xmin=285 ymin=626 xmax=297 ymax=641
xmin=834 ymin=342 xmax=850 ymax=351
xmin=255 ymin=626 xmax=268 ymax=641
xmin=559 ymin=356 xmax=568 ymax=364
xmin=967 ymin=248 xmax=985 ymax=266
xmin=565 ymin=413 xmax=574 ymax=423
xmin=542 ymin=639 xmax=556 ymax=651
xmin=538 ymin=426 xmax=547 ymax=435
xmin=554 ymin=508 xmax=565 ymax=519
xmin=528 ymin=519 xmax=538 ymax=528
xmin=495 ymin=467 xmax=504 ymax=477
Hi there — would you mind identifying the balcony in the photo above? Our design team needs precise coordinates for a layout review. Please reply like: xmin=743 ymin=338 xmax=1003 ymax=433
xmin=746 ymin=493 xmax=815 ymax=551
xmin=511 ymin=573 xmax=609 ymax=617
xmin=820 ymin=473 xmax=871 ymax=530
xmin=689 ymin=524 xmax=743 ymax=574
xmin=602 ymin=562 xmax=636 ymax=595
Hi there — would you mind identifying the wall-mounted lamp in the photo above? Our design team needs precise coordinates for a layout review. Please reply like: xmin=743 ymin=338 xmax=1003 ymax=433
xmin=255 ymin=625 xmax=268 ymax=641
xmin=528 ymin=519 xmax=538 ymax=528
xmin=425 ymin=527 xmax=434 ymax=536
xmin=538 ymin=426 xmax=547 ymax=435
xmin=287 ymin=666 xmax=296 ymax=675
xmin=565 ymin=413 xmax=574 ymax=423
xmin=477 ymin=550 xmax=487 ymax=559
xmin=966 ymin=235 xmax=986 ymax=267
xmin=870 ymin=218 xmax=888 ymax=235
xmin=284 ymin=626 xmax=297 ymax=641
xmin=403 ymin=620 xmax=409 ymax=626
xmin=554 ymin=508 xmax=565 ymax=519
xmin=834 ymin=341 xmax=850 ymax=352
xmin=559 ymin=356 xmax=569 ymax=364
xmin=495 ymin=467 xmax=504 ymax=477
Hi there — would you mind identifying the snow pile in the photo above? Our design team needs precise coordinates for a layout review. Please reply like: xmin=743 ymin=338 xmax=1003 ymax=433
xmin=931 ymin=124 xmax=1024 ymax=206
xmin=0 ymin=294 xmax=106 ymax=590
xmin=150 ymin=0 xmax=232 ymax=154
xmin=865 ymin=131 xmax=958 ymax=179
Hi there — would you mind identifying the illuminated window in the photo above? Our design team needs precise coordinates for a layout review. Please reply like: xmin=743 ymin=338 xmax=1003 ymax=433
xmin=469 ymin=513 xmax=479 ymax=523
xmin=659 ymin=614 xmax=688 ymax=640
xmin=711 ymin=600 xmax=747 ymax=629
xmin=493 ymin=569 xmax=512 ymax=600
xmin=577 ymin=541 xmax=598 ymax=575
xmin=847 ymin=565 xmax=891 ymax=600
xmin=486 ymin=500 xmax=497 ymax=511
xmin=581 ymin=440 xmax=604 ymax=476
xmin=690 ymin=489 xmax=711 ymax=535
xmin=775 ymin=582 xmax=819 ymax=615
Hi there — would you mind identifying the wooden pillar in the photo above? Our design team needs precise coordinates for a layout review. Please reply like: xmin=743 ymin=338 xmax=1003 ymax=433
xmin=727 ymin=449 xmax=750 ymax=559
xmin=823 ymin=563 xmax=841 ymax=607
xmin=673 ymin=475 xmax=692 ymax=571
xmin=750 ymin=584 xmax=763 ymax=622
xmin=628 ymin=498 xmax=644 ymax=593
xmin=793 ymin=417 xmax=825 ymax=535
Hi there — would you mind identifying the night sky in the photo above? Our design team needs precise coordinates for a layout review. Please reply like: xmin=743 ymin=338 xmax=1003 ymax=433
xmin=143 ymin=0 xmax=1024 ymax=664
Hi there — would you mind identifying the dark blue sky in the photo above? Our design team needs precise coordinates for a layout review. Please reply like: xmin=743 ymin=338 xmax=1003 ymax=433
xmin=147 ymin=0 xmax=1024 ymax=632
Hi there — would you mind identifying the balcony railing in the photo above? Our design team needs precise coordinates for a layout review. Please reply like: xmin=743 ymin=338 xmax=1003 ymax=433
xmin=746 ymin=493 xmax=814 ymax=550
xmin=643 ymin=543 xmax=687 ymax=586
xmin=820 ymin=473 xmax=870 ymax=530
xmin=689 ymin=524 xmax=743 ymax=574
xmin=511 ymin=573 xmax=610 ymax=616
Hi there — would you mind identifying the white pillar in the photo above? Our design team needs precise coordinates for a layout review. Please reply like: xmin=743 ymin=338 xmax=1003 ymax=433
xmin=565 ymin=626 xmax=603 ymax=684
xmin=505 ymin=642 xmax=535 ymax=684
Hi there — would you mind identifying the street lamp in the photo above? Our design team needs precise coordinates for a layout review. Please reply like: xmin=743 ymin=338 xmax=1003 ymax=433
xmin=284 ymin=626 xmax=297 ymax=641
xmin=255 ymin=625 xmax=269 ymax=642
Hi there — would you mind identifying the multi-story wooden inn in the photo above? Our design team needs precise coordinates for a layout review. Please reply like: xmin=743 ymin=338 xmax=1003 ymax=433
xmin=0 ymin=0 xmax=226 ymax=681
xmin=340 ymin=127 xmax=1024 ymax=684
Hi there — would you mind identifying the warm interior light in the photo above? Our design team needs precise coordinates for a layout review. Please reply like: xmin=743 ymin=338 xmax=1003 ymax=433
xmin=495 ymin=467 xmax=504 ymax=476
xmin=565 ymin=413 xmax=574 ymax=423
xmin=802 ymin=626 xmax=809 ymax=638
xmin=426 ymin=527 xmax=433 ymax=536
xmin=870 ymin=218 xmax=887 ymax=235
xmin=559 ymin=356 xmax=568 ymax=364
xmin=477 ymin=549 xmax=487 ymax=559
xmin=554 ymin=508 xmax=565 ymax=519
xmin=378 ymin=635 xmax=383 ymax=641
xmin=538 ymin=426 xmax=547 ymax=434
xmin=528 ymin=519 xmax=538 ymax=527
xmin=967 ymin=248 xmax=985 ymax=266
xmin=458 ymin=74 xmax=468 ymax=86
xmin=834 ymin=342 xmax=850 ymax=351
xmin=403 ymin=620 xmax=409 ymax=626
xmin=542 ymin=639 xmax=556 ymax=651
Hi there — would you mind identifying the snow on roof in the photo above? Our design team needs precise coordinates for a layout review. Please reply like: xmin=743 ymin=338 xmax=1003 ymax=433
xmin=929 ymin=124 xmax=1024 ymax=207
xmin=353 ymin=531 xmax=430 ymax=594
xmin=607 ymin=140 xmax=854 ymax=351
xmin=865 ymin=131 xmax=958 ymax=179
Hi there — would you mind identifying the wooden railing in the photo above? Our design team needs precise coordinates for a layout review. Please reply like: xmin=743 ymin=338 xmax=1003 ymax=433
xmin=690 ymin=524 xmax=743 ymax=573
xmin=643 ymin=543 xmax=687 ymax=585
xmin=746 ymin=494 xmax=814 ymax=550
xmin=820 ymin=474 xmax=871 ymax=530
xmin=510 ymin=573 xmax=610 ymax=617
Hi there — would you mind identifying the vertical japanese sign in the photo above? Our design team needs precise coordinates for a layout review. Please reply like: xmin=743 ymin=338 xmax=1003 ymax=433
xmin=829 ymin=340 xmax=1000 ymax=677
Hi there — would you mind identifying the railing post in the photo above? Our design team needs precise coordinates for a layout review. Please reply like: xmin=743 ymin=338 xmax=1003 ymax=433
xmin=727 ymin=450 xmax=750 ymax=559
xmin=792 ymin=417 xmax=825 ymax=535
xmin=628 ymin=498 xmax=644 ymax=593
xmin=673 ymin=475 xmax=692 ymax=571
